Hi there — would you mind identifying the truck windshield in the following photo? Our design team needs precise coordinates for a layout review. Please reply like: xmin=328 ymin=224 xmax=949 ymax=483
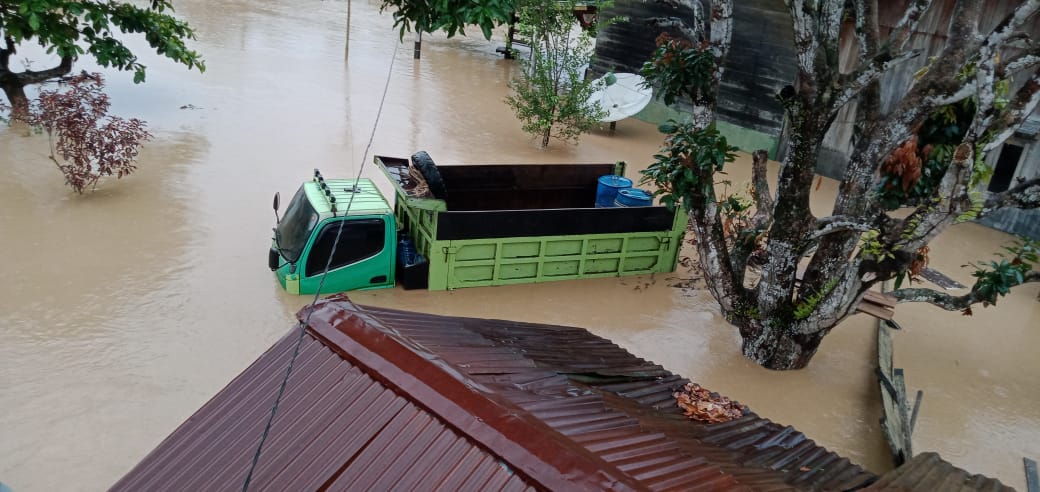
xmin=276 ymin=187 xmax=319 ymax=263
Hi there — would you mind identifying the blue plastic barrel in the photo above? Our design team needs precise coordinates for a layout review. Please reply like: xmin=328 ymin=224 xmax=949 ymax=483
xmin=595 ymin=175 xmax=633 ymax=208
xmin=614 ymin=188 xmax=654 ymax=207
xmin=397 ymin=238 xmax=418 ymax=266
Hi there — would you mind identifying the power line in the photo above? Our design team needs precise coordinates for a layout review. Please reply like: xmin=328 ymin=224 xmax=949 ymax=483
xmin=241 ymin=40 xmax=400 ymax=492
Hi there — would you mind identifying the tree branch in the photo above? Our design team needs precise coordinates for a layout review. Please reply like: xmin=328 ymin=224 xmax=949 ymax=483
xmin=1 ymin=36 xmax=14 ymax=73
xmin=980 ymin=177 xmax=1040 ymax=216
xmin=15 ymin=56 xmax=75 ymax=85
xmin=833 ymin=49 xmax=922 ymax=112
xmin=787 ymin=0 xmax=820 ymax=77
xmin=819 ymin=0 xmax=845 ymax=70
xmin=979 ymin=0 xmax=1040 ymax=56
xmin=896 ymin=143 xmax=975 ymax=250
xmin=886 ymin=0 xmax=935 ymax=52
xmin=1003 ymin=52 xmax=1040 ymax=76
xmin=980 ymin=71 xmax=1040 ymax=153
xmin=709 ymin=0 xmax=733 ymax=62
xmin=890 ymin=271 xmax=1040 ymax=310
xmin=750 ymin=149 xmax=773 ymax=227
xmin=809 ymin=217 xmax=873 ymax=240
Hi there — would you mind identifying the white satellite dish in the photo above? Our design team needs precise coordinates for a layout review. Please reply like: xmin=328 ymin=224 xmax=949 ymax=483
xmin=587 ymin=72 xmax=653 ymax=123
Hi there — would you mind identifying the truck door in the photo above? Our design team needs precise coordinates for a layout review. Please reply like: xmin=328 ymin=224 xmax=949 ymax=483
xmin=299 ymin=217 xmax=394 ymax=294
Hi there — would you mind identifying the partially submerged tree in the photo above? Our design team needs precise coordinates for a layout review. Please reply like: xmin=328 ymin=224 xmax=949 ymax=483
xmin=504 ymin=0 xmax=606 ymax=147
xmin=640 ymin=0 xmax=1040 ymax=369
xmin=1 ymin=72 xmax=151 ymax=193
xmin=379 ymin=0 xmax=514 ymax=58
xmin=0 ymin=0 xmax=204 ymax=110
xmin=1 ymin=1 xmax=202 ymax=191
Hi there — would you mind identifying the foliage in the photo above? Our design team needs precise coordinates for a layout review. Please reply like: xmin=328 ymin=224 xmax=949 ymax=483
xmin=963 ymin=238 xmax=1039 ymax=313
xmin=640 ymin=33 xmax=715 ymax=106
xmin=640 ymin=121 xmax=736 ymax=211
xmin=1 ymin=73 xmax=151 ymax=193
xmin=0 ymin=0 xmax=204 ymax=88
xmin=857 ymin=229 xmax=894 ymax=261
xmin=379 ymin=0 xmax=514 ymax=40
xmin=894 ymin=245 xmax=930 ymax=289
xmin=504 ymin=0 xmax=606 ymax=147
xmin=717 ymin=183 xmax=752 ymax=237
xmin=793 ymin=278 xmax=839 ymax=321
xmin=673 ymin=382 xmax=746 ymax=423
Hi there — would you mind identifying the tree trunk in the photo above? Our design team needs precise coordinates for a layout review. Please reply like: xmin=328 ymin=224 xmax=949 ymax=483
xmin=541 ymin=128 xmax=550 ymax=147
xmin=739 ymin=319 xmax=825 ymax=370
xmin=1 ymin=78 xmax=28 ymax=115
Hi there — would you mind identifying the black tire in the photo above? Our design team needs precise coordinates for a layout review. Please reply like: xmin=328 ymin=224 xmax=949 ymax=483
xmin=411 ymin=150 xmax=448 ymax=200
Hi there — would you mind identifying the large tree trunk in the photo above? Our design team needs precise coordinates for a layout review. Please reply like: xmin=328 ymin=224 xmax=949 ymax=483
xmin=739 ymin=319 xmax=826 ymax=370
xmin=0 ymin=80 xmax=28 ymax=114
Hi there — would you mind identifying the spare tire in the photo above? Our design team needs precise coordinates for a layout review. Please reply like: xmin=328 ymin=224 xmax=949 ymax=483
xmin=411 ymin=151 xmax=448 ymax=200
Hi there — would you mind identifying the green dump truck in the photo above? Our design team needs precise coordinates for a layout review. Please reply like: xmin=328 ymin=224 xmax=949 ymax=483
xmin=269 ymin=152 xmax=686 ymax=295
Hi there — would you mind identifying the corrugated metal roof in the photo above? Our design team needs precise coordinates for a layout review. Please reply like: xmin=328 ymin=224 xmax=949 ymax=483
xmin=115 ymin=294 xmax=880 ymax=491
xmin=357 ymin=302 xmax=877 ymax=491
xmin=110 ymin=326 xmax=538 ymax=492
xmin=864 ymin=452 xmax=1014 ymax=491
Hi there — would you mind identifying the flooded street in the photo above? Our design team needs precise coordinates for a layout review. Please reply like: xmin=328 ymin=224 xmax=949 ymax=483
xmin=1 ymin=0 xmax=1037 ymax=490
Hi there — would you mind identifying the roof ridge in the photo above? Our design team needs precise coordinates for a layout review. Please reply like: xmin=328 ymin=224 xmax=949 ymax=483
xmin=353 ymin=301 xmax=877 ymax=491
xmin=303 ymin=294 xmax=647 ymax=491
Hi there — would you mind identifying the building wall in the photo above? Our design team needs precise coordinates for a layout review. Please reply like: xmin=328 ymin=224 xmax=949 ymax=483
xmin=592 ymin=0 xmax=796 ymax=158
xmin=593 ymin=0 xmax=1040 ymax=238
xmin=979 ymin=133 xmax=1040 ymax=240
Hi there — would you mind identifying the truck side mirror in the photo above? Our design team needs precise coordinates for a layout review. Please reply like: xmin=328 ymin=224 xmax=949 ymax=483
xmin=273 ymin=192 xmax=281 ymax=223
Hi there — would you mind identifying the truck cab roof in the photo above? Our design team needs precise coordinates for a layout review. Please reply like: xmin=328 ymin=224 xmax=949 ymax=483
xmin=304 ymin=177 xmax=392 ymax=220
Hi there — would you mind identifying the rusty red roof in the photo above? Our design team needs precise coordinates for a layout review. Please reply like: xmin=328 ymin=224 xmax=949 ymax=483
xmin=113 ymin=294 xmax=878 ymax=491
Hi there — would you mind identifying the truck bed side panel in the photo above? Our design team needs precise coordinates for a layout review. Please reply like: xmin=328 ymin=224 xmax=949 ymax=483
xmin=436 ymin=207 xmax=677 ymax=240
xmin=426 ymin=209 xmax=685 ymax=291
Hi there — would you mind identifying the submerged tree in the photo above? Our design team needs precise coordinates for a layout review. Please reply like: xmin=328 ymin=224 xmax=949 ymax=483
xmin=504 ymin=0 xmax=606 ymax=147
xmin=640 ymin=0 xmax=1040 ymax=369
xmin=1 ymin=1 xmax=202 ymax=191
xmin=379 ymin=0 xmax=514 ymax=58
xmin=1 ymin=72 xmax=151 ymax=193
xmin=0 ymin=0 xmax=204 ymax=110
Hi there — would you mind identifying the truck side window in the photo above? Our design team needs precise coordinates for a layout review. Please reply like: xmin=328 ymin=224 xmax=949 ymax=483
xmin=305 ymin=219 xmax=386 ymax=277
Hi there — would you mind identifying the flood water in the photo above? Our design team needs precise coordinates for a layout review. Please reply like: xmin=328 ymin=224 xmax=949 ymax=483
xmin=1 ymin=1 xmax=1037 ymax=490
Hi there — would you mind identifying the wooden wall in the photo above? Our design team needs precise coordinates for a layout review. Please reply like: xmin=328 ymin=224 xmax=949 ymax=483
xmin=592 ymin=0 xmax=1039 ymax=238
xmin=591 ymin=0 xmax=796 ymax=137
xmin=819 ymin=0 xmax=1040 ymax=177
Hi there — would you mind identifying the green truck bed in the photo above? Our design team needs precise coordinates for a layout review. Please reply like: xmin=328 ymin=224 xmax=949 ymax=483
xmin=376 ymin=155 xmax=686 ymax=290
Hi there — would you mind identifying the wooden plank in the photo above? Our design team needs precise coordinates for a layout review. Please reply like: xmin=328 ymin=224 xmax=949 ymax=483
xmin=863 ymin=290 xmax=898 ymax=308
xmin=878 ymin=325 xmax=911 ymax=466
xmin=895 ymin=369 xmax=913 ymax=458
xmin=1026 ymin=457 xmax=1039 ymax=492
xmin=910 ymin=390 xmax=924 ymax=434
xmin=857 ymin=301 xmax=895 ymax=321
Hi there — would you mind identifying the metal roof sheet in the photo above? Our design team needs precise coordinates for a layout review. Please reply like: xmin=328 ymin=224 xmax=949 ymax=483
xmin=356 ymin=302 xmax=877 ymax=491
xmin=111 ymin=326 xmax=537 ymax=492
xmin=864 ymin=452 xmax=1013 ymax=491
xmin=115 ymin=294 xmax=881 ymax=491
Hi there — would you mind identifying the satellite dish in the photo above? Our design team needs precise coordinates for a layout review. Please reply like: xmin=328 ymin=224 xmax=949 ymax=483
xmin=587 ymin=73 xmax=653 ymax=123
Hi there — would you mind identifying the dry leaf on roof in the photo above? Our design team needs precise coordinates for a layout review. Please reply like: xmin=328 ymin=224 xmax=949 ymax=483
xmin=673 ymin=383 xmax=747 ymax=423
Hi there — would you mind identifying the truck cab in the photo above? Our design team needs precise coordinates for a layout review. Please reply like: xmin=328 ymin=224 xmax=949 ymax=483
xmin=269 ymin=170 xmax=395 ymax=295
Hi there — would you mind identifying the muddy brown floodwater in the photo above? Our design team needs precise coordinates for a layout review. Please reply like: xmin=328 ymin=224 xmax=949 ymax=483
xmin=0 ymin=1 xmax=1037 ymax=490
